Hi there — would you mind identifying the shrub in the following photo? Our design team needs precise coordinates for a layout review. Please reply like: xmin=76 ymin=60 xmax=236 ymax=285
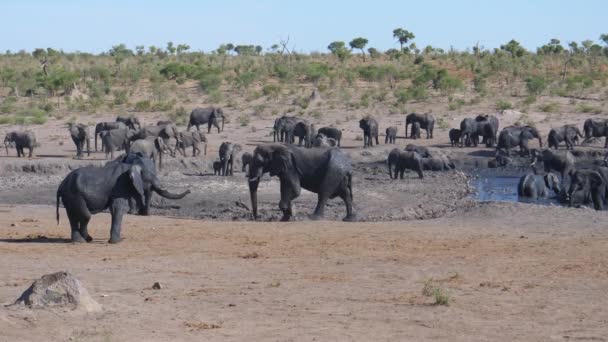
xmin=578 ymin=104 xmax=602 ymax=114
xmin=496 ymin=100 xmax=513 ymax=111
xmin=525 ymin=75 xmax=548 ymax=96
xmin=135 ymin=100 xmax=151 ymax=111
xmin=239 ymin=114 xmax=250 ymax=126
xmin=422 ymin=280 xmax=450 ymax=306
xmin=113 ymin=89 xmax=129 ymax=105
xmin=262 ymin=84 xmax=281 ymax=97
xmin=169 ymin=106 xmax=188 ymax=125
xmin=538 ymin=102 xmax=559 ymax=113
xmin=198 ymin=70 xmax=222 ymax=92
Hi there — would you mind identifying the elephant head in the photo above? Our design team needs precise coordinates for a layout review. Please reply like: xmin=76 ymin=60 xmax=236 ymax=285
xmin=524 ymin=126 xmax=543 ymax=148
xmin=568 ymin=169 xmax=606 ymax=209
xmin=211 ymin=107 xmax=225 ymax=132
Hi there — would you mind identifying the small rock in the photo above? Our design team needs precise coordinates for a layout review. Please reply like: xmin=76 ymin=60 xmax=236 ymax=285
xmin=152 ymin=282 xmax=162 ymax=290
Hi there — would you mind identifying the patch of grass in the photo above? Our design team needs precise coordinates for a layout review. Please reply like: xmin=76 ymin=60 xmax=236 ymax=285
xmin=436 ymin=117 xmax=449 ymax=129
xmin=448 ymin=98 xmax=465 ymax=111
xmin=538 ymin=102 xmax=559 ymax=113
xmin=578 ymin=104 xmax=602 ymax=114
xmin=238 ymin=114 xmax=250 ymax=126
xmin=495 ymin=100 xmax=513 ymax=111
xmin=422 ymin=279 xmax=450 ymax=306
xmin=134 ymin=100 xmax=151 ymax=111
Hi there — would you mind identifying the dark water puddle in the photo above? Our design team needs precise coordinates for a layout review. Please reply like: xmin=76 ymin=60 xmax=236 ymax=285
xmin=470 ymin=174 xmax=561 ymax=206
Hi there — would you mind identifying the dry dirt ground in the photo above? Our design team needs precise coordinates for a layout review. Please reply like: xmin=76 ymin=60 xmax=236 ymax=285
xmin=1 ymin=106 xmax=608 ymax=341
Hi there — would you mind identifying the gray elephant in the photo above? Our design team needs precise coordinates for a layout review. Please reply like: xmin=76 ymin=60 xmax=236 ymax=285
xmin=95 ymin=121 xmax=127 ymax=151
xmin=548 ymin=124 xmax=583 ymax=150
xmin=129 ymin=137 xmax=166 ymax=170
xmin=68 ymin=123 xmax=90 ymax=159
xmin=241 ymin=152 xmax=253 ymax=174
xmin=384 ymin=126 xmax=397 ymax=144
xmin=4 ymin=131 xmax=36 ymax=157
xmin=449 ymin=128 xmax=461 ymax=147
xmin=410 ymin=122 xmax=421 ymax=139
xmin=459 ymin=118 xmax=479 ymax=147
xmin=317 ymin=127 xmax=342 ymax=146
xmin=187 ymin=107 xmax=224 ymax=133
xmin=313 ymin=133 xmax=338 ymax=147
xmin=497 ymin=125 xmax=543 ymax=156
xmin=475 ymin=114 xmax=499 ymax=147
xmin=405 ymin=113 xmax=434 ymax=139
xmin=568 ymin=167 xmax=608 ymax=210
xmin=387 ymin=148 xmax=424 ymax=179
xmin=247 ymin=144 xmax=356 ymax=221
xmin=293 ymin=120 xmax=314 ymax=147
xmin=421 ymin=155 xmax=455 ymax=171
xmin=130 ymin=124 xmax=180 ymax=157
xmin=404 ymin=144 xmax=432 ymax=158
xmin=359 ymin=117 xmax=379 ymax=148
xmin=517 ymin=173 xmax=560 ymax=198
xmin=582 ymin=119 xmax=608 ymax=148
xmin=218 ymin=142 xmax=242 ymax=176
xmin=116 ymin=115 xmax=141 ymax=130
xmin=56 ymin=154 xmax=190 ymax=243
xmin=213 ymin=161 xmax=222 ymax=175
xmin=101 ymin=128 xmax=135 ymax=160
xmin=488 ymin=154 xmax=512 ymax=168
xmin=176 ymin=131 xmax=207 ymax=157
xmin=273 ymin=116 xmax=304 ymax=144
xmin=530 ymin=149 xmax=576 ymax=180
xmin=156 ymin=120 xmax=173 ymax=126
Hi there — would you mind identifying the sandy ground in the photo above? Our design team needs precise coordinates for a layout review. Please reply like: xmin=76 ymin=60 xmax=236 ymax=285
xmin=1 ymin=204 xmax=607 ymax=341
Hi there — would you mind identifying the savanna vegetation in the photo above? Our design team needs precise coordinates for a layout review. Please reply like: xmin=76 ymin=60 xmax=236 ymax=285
xmin=1 ymin=29 xmax=608 ymax=125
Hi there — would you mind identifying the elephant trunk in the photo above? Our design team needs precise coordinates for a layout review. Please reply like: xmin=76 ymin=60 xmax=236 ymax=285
xmin=95 ymin=133 xmax=98 ymax=151
xmin=5 ymin=142 xmax=8 ymax=155
xmin=221 ymin=116 xmax=225 ymax=132
xmin=538 ymin=136 xmax=543 ymax=148
xmin=152 ymin=180 xmax=190 ymax=199
xmin=249 ymin=178 xmax=260 ymax=220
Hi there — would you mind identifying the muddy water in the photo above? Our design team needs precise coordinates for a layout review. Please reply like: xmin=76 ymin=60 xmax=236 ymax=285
xmin=471 ymin=174 xmax=561 ymax=206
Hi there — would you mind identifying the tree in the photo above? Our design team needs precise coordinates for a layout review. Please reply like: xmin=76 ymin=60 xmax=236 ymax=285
xmin=135 ymin=45 xmax=145 ymax=56
xmin=166 ymin=41 xmax=176 ymax=55
xmin=32 ymin=48 xmax=46 ymax=60
xmin=367 ymin=47 xmax=380 ymax=59
xmin=327 ymin=41 xmax=350 ymax=63
xmin=392 ymin=28 xmax=415 ymax=51
xmin=537 ymin=38 xmax=564 ymax=55
xmin=349 ymin=37 xmax=368 ymax=61
xmin=500 ymin=39 xmax=525 ymax=57
xmin=255 ymin=45 xmax=263 ymax=55
xmin=108 ymin=44 xmax=134 ymax=72
xmin=176 ymin=44 xmax=190 ymax=54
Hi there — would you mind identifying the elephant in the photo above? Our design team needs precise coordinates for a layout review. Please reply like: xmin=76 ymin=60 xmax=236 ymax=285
xmin=213 ymin=161 xmax=222 ymax=175
xmin=410 ymin=122 xmax=421 ymax=139
xmin=241 ymin=152 xmax=253 ymax=174
xmin=475 ymin=115 xmax=499 ymax=147
xmin=530 ymin=149 xmax=576 ymax=181
xmin=405 ymin=113 xmax=434 ymax=139
xmin=176 ymin=131 xmax=207 ymax=157
xmin=129 ymin=124 xmax=180 ymax=157
xmin=548 ymin=125 xmax=583 ymax=150
xmin=449 ymin=128 xmax=461 ymax=147
xmin=156 ymin=120 xmax=173 ymax=126
xmin=129 ymin=137 xmax=166 ymax=170
xmin=56 ymin=154 xmax=190 ymax=243
xmin=496 ymin=125 xmax=543 ymax=156
xmin=187 ymin=107 xmax=225 ymax=133
xmin=116 ymin=116 xmax=141 ymax=130
xmin=517 ymin=173 xmax=560 ymax=198
xmin=293 ymin=120 xmax=314 ymax=148
xmin=313 ymin=133 xmax=338 ymax=147
xmin=94 ymin=122 xmax=127 ymax=151
xmin=459 ymin=118 xmax=478 ymax=147
xmin=387 ymin=148 xmax=424 ymax=179
xmin=404 ymin=144 xmax=432 ymax=158
xmin=218 ymin=142 xmax=242 ymax=176
xmin=582 ymin=119 xmax=608 ymax=148
xmin=317 ymin=127 xmax=342 ymax=146
xmin=247 ymin=144 xmax=356 ymax=221
xmin=4 ymin=131 xmax=36 ymax=157
xmin=101 ymin=128 xmax=135 ymax=160
xmin=568 ymin=167 xmax=608 ymax=210
xmin=68 ymin=123 xmax=90 ymax=159
xmin=359 ymin=117 xmax=379 ymax=148
xmin=421 ymin=155 xmax=455 ymax=171
xmin=273 ymin=116 xmax=305 ymax=144
xmin=488 ymin=154 xmax=512 ymax=168
xmin=385 ymin=126 xmax=398 ymax=144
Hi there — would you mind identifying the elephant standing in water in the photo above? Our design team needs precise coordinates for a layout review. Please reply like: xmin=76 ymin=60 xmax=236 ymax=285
xmin=405 ymin=113 xmax=434 ymax=139
xmin=241 ymin=152 xmax=253 ymax=175
xmin=247 ymin=144 xmax=356 ymax=222
xmin=101 ymin=128 xmax=135 ymax=160
xmin=530 ymin=149 xmax=576 ymax=181
xmin=68 ymin=123 xmax=90 ymax=159
xmin=517 ymin=173 xmax=561 ymax=198
xmin=4 ymin=131 xmax=36 ymax=157
xmin=568 ymin=167 xmax=608 ymax=210
xmin=449 ymin=129 xmax=461 ymax=147
xmin=56 ymin=154 xmax=190 ymax=243
xmin=387 ymin=148 xmax=424 ymax=179
xmin=359 ymin=117 xmax=379 ymax=148
xmin=496 ymin=125 xmax=543 ymax=156
xmin=187 ymin=107 xmax=225 ymax=133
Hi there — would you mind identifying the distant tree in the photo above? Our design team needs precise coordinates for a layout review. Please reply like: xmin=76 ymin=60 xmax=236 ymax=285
xmin=135 ymin=45 xmax=145 ymax=56
xmin=581 ymin=40 xmax=594 ymax=53
xmin=367 ymin=47 xmax=380 ymax=59
xmin=385 ymin=48 xmax=401 ymax=60
xmin=234 ymin=45 xmax=257 ymax=55
xmin=327 ymin=41 xmax=350 ymax=63
xmin=349 ymin=37 xmax=368 ymax=61
xmin=392 ymin=28 xmax=415 ymax=51
xmin=255 ymin=45 xmax=263 ymax=55
xmin=148 ymin=46 xmax=157 ymax=54
xmin=568 ymin=41 xmax=580 ymax=54
xmin=166 ymin=41 xmax=176 ymax=54
xmin=176 ymin=44 xmax=190 ymax=54
xmin=108 ymin=44 xmax=133 ymax=71
xmin=537 ymin=38 xmax=564 ymax=55
xmin=32 ymin=48 xmax=46 ymax=60
xmin=500 ymin=39 xmax=525 ymax=57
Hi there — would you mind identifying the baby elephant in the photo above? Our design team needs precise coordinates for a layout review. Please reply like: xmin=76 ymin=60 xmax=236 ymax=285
xmin=213 ymin=161 xmax=222 ymax=175
xmin=387 ymin=148 xmax=424 ymax=179
xmin=385 ymin=126 xmax=398 ymax=144
xmin=517 ymin=173 xmax=560 ymax=198
xmin=176 ymin=131 xmax=207 ymax=157
xmin=241 ymin=152 xmax=253 ymax=175
xmin=449 ymin=129 xmax=461 ymax=147
xmin=410 ymin=122 xmax=421 ymax=140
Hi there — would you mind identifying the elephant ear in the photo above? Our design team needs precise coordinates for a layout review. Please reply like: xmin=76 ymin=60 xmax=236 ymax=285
xmin=589 ymin=171 xmax=605 ymax=187
xmin=270 ymin=147 xmax=300 ymax=176
xmin=129 ymin=165 xmax=146 ymax=204
xmin=154 ymin=137 xmax=165 ymax=152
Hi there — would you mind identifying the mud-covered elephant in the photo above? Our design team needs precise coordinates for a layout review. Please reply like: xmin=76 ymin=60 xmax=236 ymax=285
xmin=101 ymin=128 xmax=135 ymax=160
xmin=475 ymin=114 xmax=499 ymax=147
xmin=56 ymin=154 xmax=190 ymax=243
xmin=405 ymin=113 xmax=434 ymax=139
xmin=116 ymin=115 xmax=141 ymax=130
xmin=359 ymin=117 xmax=379 ymax=148
xmin=130 ymin=124 xmax=180 ymax=156
xmin=582 ymin=119 xmax=608 ymax=148
xmin=421 ymin=155 xmax=455 ymax=171
xmin=130 ymin=137 xmax=167 ymax=170
xmin=449 ymin=128 xmax=461 ymax=147
xmin=187 ymin=107 xmax=225 ymax=133
xmin=405 ymin=144 xmax=432 ymax=158
xmin=317 ymin=127 xmax=342 ymax=146
xmin=4 ymin=131 xmax=36 ymax=157
xmin=517 ymin=173 xmax=560 ymax=198
xmin=410 ymin=122 xmax=421 ymax=139
xmin=497 ymin=125 xmax=543 ymax=156
xmin=313 ymin=133 xmax=338 ymax=147
xmin=247 ymin=144 xmax=356 ymax=221
xmin=95 ymin=121 xmax=127 ymax=151
xmin=68 ymin=123 xmax=90 ymax=159
xmin=530 ymin=149 xmax=576 ymax=180
xmin=176 ymin=131 xmax=207 ymax=157
xmin=568 ymin=167 xmax=608 ymax=210
xmin=387 ymin=148 xmax=424 ymax=179
xmin=459 ymin=118 xmax=478 ymax=147
xmin=293 ymin=120 xmax=314 ymax=148
xmin=548 ymin=124 xmax=582 ymax=150
xmin=218 ymin=142 xmax=242 ymax=176
xmin=385 ymin=126 xmax=397 ymax=144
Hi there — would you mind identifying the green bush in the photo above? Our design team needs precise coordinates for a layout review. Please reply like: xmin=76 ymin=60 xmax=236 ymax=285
xmin=169 ymin=106 xmax=188 ymax=125
xmin=538 ymin=102 xmax=559 ymax=112
xmin=135 ymin=100 xmax=151 ymax=111
xmin=113 ymin=89 xmax=129 ymax=105
xmin=304 ymin=63 xmax=330 ymax=84
xmin=496 ymin=100 xmax=513 ymax=111
xmin=239 ymin=114 xmax=250 ymax=126
xmin=262 ymin=84 xmax=281 ymax=97
xmin=578 ymin=104 xmax=602 ymax=114
xmin=525 ymin=75 xmax=548 ymax=95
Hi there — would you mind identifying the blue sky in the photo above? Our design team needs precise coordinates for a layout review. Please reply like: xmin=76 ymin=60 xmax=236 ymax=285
xmin=1 ymin=0 xmax=606 ymax=53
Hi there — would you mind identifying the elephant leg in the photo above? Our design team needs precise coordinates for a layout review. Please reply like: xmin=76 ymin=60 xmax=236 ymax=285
xmin=72 ymin=197 xmax=93 ymax=242
xmin=310 ymin=193 xmax=328 ymax=220
xmin=375 ymin=135 xmax=379 ymax=145
xmin=109 ymin=198 xmax=128 ymax=243
xmin=80 ymin=216 xmax=93 ymax=243
xmin=279 ymin=177 xmax=301 ymax=221
xmin=66 ymin=209 xmax=86 ymax=243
